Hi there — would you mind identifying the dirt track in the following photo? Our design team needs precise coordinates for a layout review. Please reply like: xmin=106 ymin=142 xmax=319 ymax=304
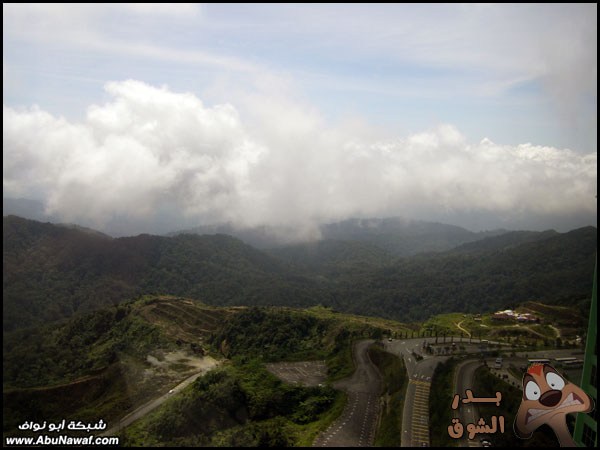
xmin=313 ymin=340 xmax=382 ymax=447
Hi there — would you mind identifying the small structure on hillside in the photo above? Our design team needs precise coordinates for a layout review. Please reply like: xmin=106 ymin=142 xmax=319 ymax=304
xmin=491 ymin=309 xmax=538 ymax=322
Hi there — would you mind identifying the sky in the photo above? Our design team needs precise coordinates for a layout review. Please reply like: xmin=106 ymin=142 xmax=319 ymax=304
xmin=3 ymin=3 xmax=597 ymax=237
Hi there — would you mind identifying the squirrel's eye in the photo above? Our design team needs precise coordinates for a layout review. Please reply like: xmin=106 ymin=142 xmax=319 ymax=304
xmin=546 ymin=372 xmax=565 ymax=390
xmin=525 ymin=380 xmax=541 ymax=400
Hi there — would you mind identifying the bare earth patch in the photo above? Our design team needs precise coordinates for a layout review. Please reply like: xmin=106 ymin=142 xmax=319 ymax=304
xmin=265 ymin=361 xmax=328 ymax=386
xmin=144 ymin=350 xmax=219 ymax=381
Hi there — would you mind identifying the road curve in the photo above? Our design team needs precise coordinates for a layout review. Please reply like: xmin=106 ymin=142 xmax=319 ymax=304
xmin=313 ymin=340 xmax=382 ymax=447
xmin=456 ymin=320 xmax=471 ymax=337
xmin=454 ymin=360 xmax=484 ymax=447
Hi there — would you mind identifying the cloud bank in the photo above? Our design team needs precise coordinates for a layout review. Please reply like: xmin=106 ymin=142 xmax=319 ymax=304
xmin=3 ymin=80 xmax=596 ymax=236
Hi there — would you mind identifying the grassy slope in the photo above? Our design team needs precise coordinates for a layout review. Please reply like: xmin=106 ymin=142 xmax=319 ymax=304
xmin=420 ymin=300 xmax=588 ymax=344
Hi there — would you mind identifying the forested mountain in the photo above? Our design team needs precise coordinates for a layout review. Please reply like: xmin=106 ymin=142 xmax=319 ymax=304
xmin=3 ymin=216 xmax=326 ymax=332
xmin=266 ymin=239 xmax=394 ymax=276
xmin=446 ymin=229 xmax=560 ymax=254
xmin=167 ymin=223 xmax=308 ymax=250
xmin=3 ymin=215 xmax=596 ymax=332
xmin=328 ymin=226 xmax=596 ymax=321
xmin=318 ymin=217 xmax=507 ymax=256
xmin=169 ymin=217 xmax=508 ymax=255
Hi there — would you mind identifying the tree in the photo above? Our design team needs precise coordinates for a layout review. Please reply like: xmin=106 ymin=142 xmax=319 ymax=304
xmin=256 ymin=417 xmax=291 ymax=447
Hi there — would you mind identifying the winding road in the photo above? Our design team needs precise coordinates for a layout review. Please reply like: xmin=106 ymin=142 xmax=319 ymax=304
xmin=313 ymin=340 xmax=382 ymax=447
xmin=456 ymin=320 xmax=471 ymax=337
xmin=454 ymin=360 xmax=484 ymax=447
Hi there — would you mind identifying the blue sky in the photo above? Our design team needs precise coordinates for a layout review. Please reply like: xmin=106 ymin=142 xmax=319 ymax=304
xmin=4 ymin=3 xmax=597 ymax=150
xmin=3 ymin=4 xmax=597 ymax=235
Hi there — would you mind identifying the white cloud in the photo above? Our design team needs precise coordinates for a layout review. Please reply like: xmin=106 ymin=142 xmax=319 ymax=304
xmin=3 ymin=80 xmax=597 ymax=235
xmin=3 ymin=3 xmax=596 ymax=157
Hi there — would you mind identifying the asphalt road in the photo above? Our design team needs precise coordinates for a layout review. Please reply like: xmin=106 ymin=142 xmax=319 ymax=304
xmin=101 ymin=360 xmax=219 ymax=437
xmin=333 ymin=338 xmax=576 ymax=447
xmin=381 ymin=337 xmax=511 ymax=447
xmin=313 ymin=340 xmax=382 ymax=447
xmin=454 ymin=360 xmax=485 ymax=447
xmin=382 ymin=338 xmax=449 ymax=447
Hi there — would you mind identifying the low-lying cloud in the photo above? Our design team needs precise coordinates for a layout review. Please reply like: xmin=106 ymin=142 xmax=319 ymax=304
xmin=3 ymin=80 xmax=597 ymax=236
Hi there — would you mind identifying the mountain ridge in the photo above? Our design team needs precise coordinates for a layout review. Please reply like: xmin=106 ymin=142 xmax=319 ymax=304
xmin=167 ymin=216 xmax=510 ymax=256
xmin=3 ymin=215 xmax=596 ymax=332
xmin=3 ymin=216 xmax=326 ymax=332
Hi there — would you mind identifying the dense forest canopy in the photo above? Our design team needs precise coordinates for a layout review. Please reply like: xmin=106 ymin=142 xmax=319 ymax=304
xmin=3 ymin=215 xmax=596 ymax=332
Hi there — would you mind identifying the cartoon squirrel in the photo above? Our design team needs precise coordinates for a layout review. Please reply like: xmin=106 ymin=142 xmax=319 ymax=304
xmin=514 ymin=363 xmax=594 ymax=447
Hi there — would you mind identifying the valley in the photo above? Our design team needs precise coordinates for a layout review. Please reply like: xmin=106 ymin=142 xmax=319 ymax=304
xmin=2 ymin=215 xmax=595 ymax=447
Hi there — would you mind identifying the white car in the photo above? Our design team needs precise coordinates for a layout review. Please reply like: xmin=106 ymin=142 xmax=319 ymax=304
xmin=168 ymin=389 xmax=175 ymax=395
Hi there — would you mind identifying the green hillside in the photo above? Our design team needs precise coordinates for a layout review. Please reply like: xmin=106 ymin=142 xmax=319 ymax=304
xmin=3 ymin=216 xmax=596 ymax=333
xmin=267 ymin=239 xmax=394 ymax=276
xmin=331 ymin=226 xmax=596 ymax=322
xmin=420 ymin=300 xmax=588 ymax=344
xmin=447 ymin=229 xmax=560 ymax=253
xmin=3 ymin=289 xmax=589 ymax=445
xmin=3 ymin=216 xmax=326 ymax=331
xmin=319 ymin=217 xmax=506 ymax=256
xmin=168 ymin=216 xmax=507 ymax=254
xmin=3 ymin=295 xmax=405 ymax=444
